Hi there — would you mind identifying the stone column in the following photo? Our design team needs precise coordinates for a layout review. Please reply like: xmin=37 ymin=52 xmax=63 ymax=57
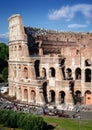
xmin=55 ymin=64 xmax=63 ymax=80
xmin=81 ymin=57 xmax=85 ymax=104
xmin=30 ymin=63 xmax=36 ymax=80
xmin=65 ymin=87 xmax=74 ymax=105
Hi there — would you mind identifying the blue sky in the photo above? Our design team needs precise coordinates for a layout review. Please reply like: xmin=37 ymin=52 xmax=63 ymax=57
xmin=0 ymin=0 xmax=92 ymax=43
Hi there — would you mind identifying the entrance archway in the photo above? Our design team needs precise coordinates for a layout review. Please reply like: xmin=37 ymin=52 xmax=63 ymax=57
xmin=59 ymin=91 xmax=65 ymax=104
xmin=49 ymin=90 xmax=55 ymax=104
xmin=85 ymin=90 xmax=91 ymax=105
xmin=75 ymin=90 xmax=81 ymax=104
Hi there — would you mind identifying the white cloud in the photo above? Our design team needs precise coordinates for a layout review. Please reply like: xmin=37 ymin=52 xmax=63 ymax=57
xmin=0 ymin=32 xmax=9 ymax=39
xmin=68 ymin=24 xmax=87 ymax=28
xmin=48 ymin=4 xmax=92 ymax=21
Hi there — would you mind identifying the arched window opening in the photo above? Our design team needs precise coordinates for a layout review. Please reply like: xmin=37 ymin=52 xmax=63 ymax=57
xmin=49 ymin=67 xmax=55 ymax=77
xmin=42 ymin=68 xmax=46 ymax=78
xmin=42 ymin=82 xmax=48 ymax=103
xmin=24 ymin=89 xmax=28 ymax=102
xmin=75 ymin=90 xmax=81 ymax=105
xmin=31 ymin=90 xmax=36 ymax=103
xmin=34 ymin=60 xmax=40 ymax=78
xmin=49 ymin=90 xmax=55 ymax=104
xmin=59 ymin=91 xmax=65 ymax=104
xmin=85 ymin=59 xmax=91 ymax=66
xmin=24 ymin=67 xmax=28 ymax=79
xmin=85 ymin=90 xmax=91 ymax=105
xmin=66 ymin=68 xmax=72 ymax=80
xmin=85 ymin=69 xmax=91 ymax=82
xmin=75 ymin=68 xmax=81 ymax=80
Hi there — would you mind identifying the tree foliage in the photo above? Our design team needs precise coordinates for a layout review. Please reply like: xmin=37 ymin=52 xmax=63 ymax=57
xmin=0 ymin=109 xmax=47 ymax=130
xmin=0 ymin=42 xmax=8 ymax=83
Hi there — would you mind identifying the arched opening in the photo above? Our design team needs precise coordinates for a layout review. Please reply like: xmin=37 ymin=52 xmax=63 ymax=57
xmin=85 ymin=69 xmax=91 ymax=82
xmin=85 ymin=90 xmax=91 ymax=105
xmin=49 ymin=90 xmax=55 ymax=104
xmin=24 ymin=67 xmax=28 ymax=79
xmin=24 ymin=89 xmax=28 ymax=102
xmin=42 ymin=68 xmax=46 ymax=78
xmin=75 ymin=68 xmax=81 ymax=80
xmin=31 ymin=90 xmax=36 ymax=103
xmin=49 ymin=67 xmax=55 ymax=77
xmin=85 ymin=59 xmax=91 ymax=66
xmin=75 ymin=90 xmax=81 ymax=105
xmin=42 ymin=82 xmax=48 ymax=103
xmin=59 ymin=91 xmax=65 ymax=104
xmin=34 ymin=60 xmax=40 ymax=78
xmin=66 ymin=68 xmax=72 ymax=80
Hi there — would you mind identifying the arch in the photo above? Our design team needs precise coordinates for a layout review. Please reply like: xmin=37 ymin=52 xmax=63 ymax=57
xmin=31 ymin=90 xmax=36 ymax=103
xmin=49 ymin=90 xmax=55 ymax=103
xmin=42 ymin=82 xmax=48 ymax=103
xmin=75 ymin=90 xmax=81 ymax=105
xmin=34 ymin=60 xmax=40 ymax=78
xmin=24 ymin=67 xmax=28 ymax=79
xmin=24 ymin=89 xmax=28 ymax=102
xmin=66 ymin=68 xmax=72 ymax=80
xmin=85 ymin=90 xmax=91 ymax=105
xmin=75 ymin=68 xmax=81 ymax=80
xmin=85 ymin=69 xmax=91 ymax=82
xmin=59 ymin=91 xmax=65 ymax=104
xmin=42 ymin=67 xmax=46 ymax=78
xmin=49 ymin=67 xmax=56 ymax=77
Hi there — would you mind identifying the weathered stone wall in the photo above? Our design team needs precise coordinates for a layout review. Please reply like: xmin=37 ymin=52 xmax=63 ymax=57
xmin=8 ymin=14 xmax=92 ymax=106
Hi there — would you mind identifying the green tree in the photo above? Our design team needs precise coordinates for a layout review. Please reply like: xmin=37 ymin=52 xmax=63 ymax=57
xmin=0 ymin=42 xmax=8 ymax=83
xmin=2 ymin=67 xmax=8 ymax=82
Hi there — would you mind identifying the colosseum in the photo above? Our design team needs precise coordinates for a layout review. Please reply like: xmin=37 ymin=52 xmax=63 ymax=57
xmin=8 ymin=14 xmax=92 ymax=107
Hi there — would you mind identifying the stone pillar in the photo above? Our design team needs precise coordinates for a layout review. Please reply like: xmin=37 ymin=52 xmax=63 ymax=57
xmin=81 ymin=57 xmax=85 ymax=103
xmin=30 ymin=63 xmax=36 ymax=80
xmin=55 ymin=65 xmax=63 ymax=80
xmin=65 ymin=88 xmax=74 ymax=105
xmin=55 ymin=90 xmax=59 ymax=105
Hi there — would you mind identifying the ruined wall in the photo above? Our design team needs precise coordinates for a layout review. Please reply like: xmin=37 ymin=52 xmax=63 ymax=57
xmin=8 ymin=14 xmax=92 ymax=106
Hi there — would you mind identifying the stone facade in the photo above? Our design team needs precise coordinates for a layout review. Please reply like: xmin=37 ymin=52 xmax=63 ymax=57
xmin=8 ymin=14 xmax=92 ymax=106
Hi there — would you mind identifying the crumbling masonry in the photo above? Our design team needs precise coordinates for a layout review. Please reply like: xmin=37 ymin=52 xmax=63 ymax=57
xmin=8 ymin=14 xmax=92 ymax=106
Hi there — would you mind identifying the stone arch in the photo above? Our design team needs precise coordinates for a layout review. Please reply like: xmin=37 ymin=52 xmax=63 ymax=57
xmin=49 ymin=67 xmax=56 ymax=77
xmin=75 ymin=68 xmax=81 ymax=80
xmin=31 ymin=90 xmax=36 ymax=103
xmin=34 ymin=60 xmax=40 ymax=78
xmin=49 ymin=90 xmax=55 ymax=104
xmin=59 ymin=91 xmax=65 ymax=104
xmin=75 ymin=90 xmax=81 ymax=105
xmin=85 ymin=90 xmax=91 ymax=105
xmin=24 ymin=89 xmax=28 ymax=102
xmin=66 ymin=68 xmax=72 ymax=80
xmin=85 ymin=69 xmax=91 ymax=82
xmin=24 ymin=67 xmax=28 ymax=79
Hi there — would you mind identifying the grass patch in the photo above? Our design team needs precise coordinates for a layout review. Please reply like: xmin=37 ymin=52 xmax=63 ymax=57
xmin=43 ymin=116 xmax=92 ymax=130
